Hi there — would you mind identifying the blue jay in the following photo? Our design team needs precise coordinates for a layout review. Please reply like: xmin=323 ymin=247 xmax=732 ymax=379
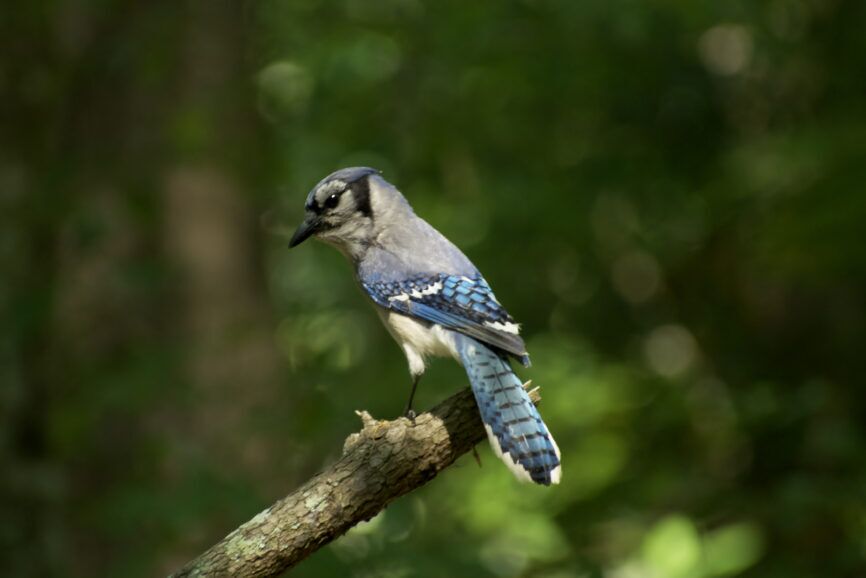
xmin=289 ymin=167 xmax=561 ymax=485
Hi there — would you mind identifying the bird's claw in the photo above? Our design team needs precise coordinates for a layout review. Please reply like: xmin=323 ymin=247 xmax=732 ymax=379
xmin=404 ymin=408 xmax=416 ymax=423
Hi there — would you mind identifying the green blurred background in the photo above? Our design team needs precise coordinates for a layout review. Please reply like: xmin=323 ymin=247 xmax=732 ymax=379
xmin=3 ymin=0 xmax=865 ymax=576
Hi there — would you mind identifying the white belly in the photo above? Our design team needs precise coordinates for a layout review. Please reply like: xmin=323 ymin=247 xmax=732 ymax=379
xmin=376 ymin=309 xmax=459 ymax=376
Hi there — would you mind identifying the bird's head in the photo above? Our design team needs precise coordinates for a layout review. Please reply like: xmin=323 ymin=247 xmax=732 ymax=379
xmin=289 ymin=166 xmax=410 ymax=259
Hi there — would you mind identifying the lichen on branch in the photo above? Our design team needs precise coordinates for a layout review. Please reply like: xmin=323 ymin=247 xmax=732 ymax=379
xmin=171 ymin=384 xmax=541 ymax=578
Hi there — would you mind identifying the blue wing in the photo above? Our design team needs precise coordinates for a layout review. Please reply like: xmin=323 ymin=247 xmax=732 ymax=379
xmin=362 ymin=274 xmax=529 ymax=364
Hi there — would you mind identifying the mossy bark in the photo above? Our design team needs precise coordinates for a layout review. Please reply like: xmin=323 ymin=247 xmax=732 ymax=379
xmin=170 ymin=385 xmax=541 ymax=577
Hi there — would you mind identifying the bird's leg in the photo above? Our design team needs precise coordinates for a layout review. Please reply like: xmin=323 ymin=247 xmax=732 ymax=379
xmin=403 ymin=374 xmax=421 ymax=421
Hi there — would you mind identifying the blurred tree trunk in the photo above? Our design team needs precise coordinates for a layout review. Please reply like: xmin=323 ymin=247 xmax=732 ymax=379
xmin=159 ymin=0 xmax=284 ymax=570
xmin=2 ymin=2 xmax=285 ymax=576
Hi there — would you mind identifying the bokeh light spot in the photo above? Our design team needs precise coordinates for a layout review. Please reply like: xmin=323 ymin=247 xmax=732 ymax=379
xmin=644 ymin=325 xmax=699 ymax=378
xmin=698 ymin=25 xmax=753 ymax=76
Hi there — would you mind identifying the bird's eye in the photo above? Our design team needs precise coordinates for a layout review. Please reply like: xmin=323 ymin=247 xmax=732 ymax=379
xmin=324 ymin=193 xmax=340 ymax=209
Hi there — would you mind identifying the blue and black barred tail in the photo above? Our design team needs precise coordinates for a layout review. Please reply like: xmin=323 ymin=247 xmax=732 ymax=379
xmin=455 ymin=335 xmax=561 ymax=485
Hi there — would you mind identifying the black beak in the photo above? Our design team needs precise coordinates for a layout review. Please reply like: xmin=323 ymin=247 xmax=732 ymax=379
xmin=288 ymin=216 xmax=321 ymax=248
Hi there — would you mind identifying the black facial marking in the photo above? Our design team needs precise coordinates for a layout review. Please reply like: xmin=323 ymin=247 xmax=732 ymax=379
xmin=350 ymin=176 xmax=373 ymax=218
xmin=324 ymin=192 xmax=340 ymax=209
xmin=305 ymin=199 xmax=321 ymax=215
xmin=304 ymin=168 xmax=379 ymax=218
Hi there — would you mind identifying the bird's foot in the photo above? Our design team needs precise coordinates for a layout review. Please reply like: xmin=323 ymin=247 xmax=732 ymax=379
xmin=403 ymin=408 xmax=416 ymax=423
xmin=472 ymin=445 xmax=483 ymax=467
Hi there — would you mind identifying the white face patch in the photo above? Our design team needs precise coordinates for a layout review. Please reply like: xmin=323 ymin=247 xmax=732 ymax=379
xmin=316 ymin=212 xmax=373 ymax=260
xmin=314 ymin=184 xmax=374 ymax=258
xmin=315 ymin=179 xmax=346 ymax=205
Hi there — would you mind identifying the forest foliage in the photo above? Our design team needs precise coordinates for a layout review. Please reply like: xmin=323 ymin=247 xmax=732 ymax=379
xmin=2 ymin=1 xmax=865 ymax=576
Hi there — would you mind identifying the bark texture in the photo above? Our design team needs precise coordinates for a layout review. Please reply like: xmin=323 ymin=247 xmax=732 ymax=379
xmin=170 ymin=384 xmax=541 ymax=577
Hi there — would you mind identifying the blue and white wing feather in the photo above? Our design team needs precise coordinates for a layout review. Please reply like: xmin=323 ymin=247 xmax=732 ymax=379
xmin=362 ymin=274 xmax=529 ymax=365
xmin=362 ymin=273 xmax=561 ymax=485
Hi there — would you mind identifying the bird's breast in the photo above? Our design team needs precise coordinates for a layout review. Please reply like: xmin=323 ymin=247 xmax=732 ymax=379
xmin=377 ymin=309 xmax=459 ymax=361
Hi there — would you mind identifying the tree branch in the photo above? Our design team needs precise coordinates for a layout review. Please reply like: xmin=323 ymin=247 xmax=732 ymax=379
xmin=170 ymin=384 xmax=541 ymax=577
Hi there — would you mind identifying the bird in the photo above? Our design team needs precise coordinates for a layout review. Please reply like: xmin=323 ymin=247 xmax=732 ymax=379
xmin=288 ymin=167 xmax=561 ymax=485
